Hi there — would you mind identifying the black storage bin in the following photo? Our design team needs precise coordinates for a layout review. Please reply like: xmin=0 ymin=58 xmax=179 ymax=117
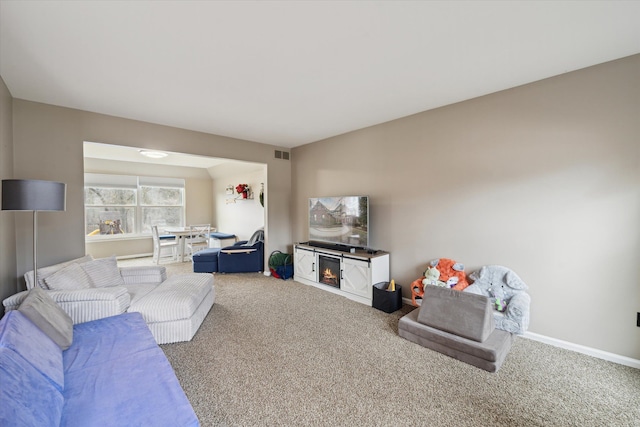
xmin=372 ymin=282 xmax=403 ymax=313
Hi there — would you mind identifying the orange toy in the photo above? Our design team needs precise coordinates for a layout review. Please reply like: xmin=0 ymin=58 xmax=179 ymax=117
xmin=410 ymin=258 xmax=469 ymax=306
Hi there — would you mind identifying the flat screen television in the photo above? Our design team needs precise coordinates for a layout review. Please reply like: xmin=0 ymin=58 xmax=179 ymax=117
xmin=308 ymin=196 xmax=369 ymax=249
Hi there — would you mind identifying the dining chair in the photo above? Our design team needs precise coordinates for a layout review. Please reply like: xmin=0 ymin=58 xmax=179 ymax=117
xmin=152 ymin=225 xmax=178 ymax=264
xmin=185 ymin=224 xmax=211 ymax=260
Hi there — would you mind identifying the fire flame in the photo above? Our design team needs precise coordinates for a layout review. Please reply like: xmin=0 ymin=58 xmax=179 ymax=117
xmin=323 ymin=268 xmax=336 ymax=279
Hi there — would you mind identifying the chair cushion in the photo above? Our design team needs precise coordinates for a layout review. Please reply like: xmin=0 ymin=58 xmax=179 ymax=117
xmin=210 ymin=232 xmax=236 ymax=239
xmin=417 ymin=285 xmax=494 ymax=343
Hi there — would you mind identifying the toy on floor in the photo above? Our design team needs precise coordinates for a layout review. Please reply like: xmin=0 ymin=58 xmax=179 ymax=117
xmin=411 ymin=258 xmax=469 ymax=306
xmin=465 ymin=265 xmax=530 ymax=334
xmin=422 ymin=266 xmax=445 ymax=287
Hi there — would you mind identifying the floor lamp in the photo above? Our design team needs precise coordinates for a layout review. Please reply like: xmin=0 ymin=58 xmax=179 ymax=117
xmin=1 ymin=179 xmax=66 ymax=290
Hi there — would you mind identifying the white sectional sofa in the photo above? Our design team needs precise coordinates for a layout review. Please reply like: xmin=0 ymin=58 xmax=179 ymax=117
xmin=2 ymin=255 xmax=214 ymax=344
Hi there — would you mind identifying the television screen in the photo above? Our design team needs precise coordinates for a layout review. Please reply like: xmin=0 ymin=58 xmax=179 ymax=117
xmin=308 ymin=196 xmax=369 ymax=248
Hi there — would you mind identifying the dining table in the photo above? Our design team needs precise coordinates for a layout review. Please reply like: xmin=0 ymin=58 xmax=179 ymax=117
xmin=163 ymin=227 xmax=215 ymax=262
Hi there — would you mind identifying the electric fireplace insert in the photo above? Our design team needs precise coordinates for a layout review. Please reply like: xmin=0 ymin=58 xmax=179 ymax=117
xmin=318 ymin=255 xmax=340 ymax=288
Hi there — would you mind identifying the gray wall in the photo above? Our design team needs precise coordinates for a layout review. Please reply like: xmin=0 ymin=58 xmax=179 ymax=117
xmin=0 ymin=77 xmax=17 ymax=307
xmin=291 ymin=55 xmax=640 ymax=360
xmin=9 ymin=101 xmax=291 ymax=290
xmin=2 ymin=56 xmax=638 ymax=360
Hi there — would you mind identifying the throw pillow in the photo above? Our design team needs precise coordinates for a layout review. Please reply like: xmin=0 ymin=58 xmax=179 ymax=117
xmin=44 ymin=263 xmax=93 ymax=291
xmin=246 ymin=229 xmax=264 ymax=246
xmin=18 ymin=287 xmax=73 ymax=350
xmin=25 ymin=254 xmax=94 ymax=290
xmin=80 ymin=256 xmax=125 ymax=288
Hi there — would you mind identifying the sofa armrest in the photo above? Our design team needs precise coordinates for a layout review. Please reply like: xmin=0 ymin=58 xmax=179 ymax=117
xmin=3 ymin=287 xmax=131 ymax=324
xmin=119 ymin=266 xmax=167 ymax=285
xmin=504 ymin=292 xmax=531 ymax=334
xmin=2 ymin=291 xmax=29 ymax=311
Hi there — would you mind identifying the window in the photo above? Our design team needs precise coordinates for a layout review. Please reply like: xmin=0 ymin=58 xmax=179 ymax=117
xmin=85 ymin=174 xmax=185 ymax=238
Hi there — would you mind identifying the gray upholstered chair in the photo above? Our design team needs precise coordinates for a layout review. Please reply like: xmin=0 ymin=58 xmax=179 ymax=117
xmin=464 ymin=265 xmax=531 ymax=335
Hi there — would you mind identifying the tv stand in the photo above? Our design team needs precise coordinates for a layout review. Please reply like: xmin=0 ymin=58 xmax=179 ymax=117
xmin=293 ymin=243 xmax=390 ymax=306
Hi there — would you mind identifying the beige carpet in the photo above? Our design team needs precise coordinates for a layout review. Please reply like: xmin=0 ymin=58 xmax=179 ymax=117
xmin=120 ymin=258 xmax=640 ymax=426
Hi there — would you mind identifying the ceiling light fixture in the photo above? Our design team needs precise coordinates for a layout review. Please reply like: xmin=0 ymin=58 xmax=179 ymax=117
xmin=139 ymin=150 xmax=168 ymax=159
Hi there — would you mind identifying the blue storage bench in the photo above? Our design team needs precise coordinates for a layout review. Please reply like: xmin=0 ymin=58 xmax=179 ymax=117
xmin=209 ymin=232 xmax=237 ymax=248
xmin=192 ymin=248 xmax=220 ymax=273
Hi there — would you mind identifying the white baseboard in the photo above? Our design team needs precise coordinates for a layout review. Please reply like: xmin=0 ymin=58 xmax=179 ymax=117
xmin=400 ymin=297 xmax=639 ymax=369
xmin=523 ymin=332 xmax=640 ymax=369
xmin=116 ymin=253 xmax=153 ymax=260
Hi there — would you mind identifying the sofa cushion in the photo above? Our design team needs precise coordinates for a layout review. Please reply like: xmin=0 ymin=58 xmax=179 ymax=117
xmin=417 ymin=285 xmax=494 ymax=343
xmin=0 ymin=347 xmax=65 ymax=426
xmin=128 ymin=274 xmax=213 ymax=323
xmin=0 ymin=311 xmax=65 ymax=426
xmin=80 ymin=256 xmax=125 ymax=288
xmin=25 ymin=254 xmax=94 ymax=290
xmin=0 ymin=310 xmax=64 ymax=390
xmin=61 ymin=313 xmax=199 ymax=427
xmin=18 ymin=287 xmax=74 ymax=350
xmin=44 ymin=262 xmax=93 ymax=291
xmin=399 ymin=308 xmax=513 ymax=372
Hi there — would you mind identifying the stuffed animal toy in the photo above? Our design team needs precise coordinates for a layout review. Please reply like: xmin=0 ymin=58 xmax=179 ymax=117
xmin=411 ymin=278 xmax=425 ymax=306
xmin=411 ymin=258 xmax=469 ymax=306
xmin=465 ymin=265 xmax=531 ymax=334
xmin=427 ymin=258 xmax=469 ymax=291
xmin=422 ymin=266 xmax=446 ymax=287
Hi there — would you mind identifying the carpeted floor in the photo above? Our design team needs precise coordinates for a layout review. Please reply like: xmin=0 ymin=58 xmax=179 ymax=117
xmin=120 ymin=258 xmax=640 ymax=426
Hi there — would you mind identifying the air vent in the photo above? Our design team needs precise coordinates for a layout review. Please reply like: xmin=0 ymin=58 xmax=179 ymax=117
xmin=274 ymin=150 xmax=282 ymax=159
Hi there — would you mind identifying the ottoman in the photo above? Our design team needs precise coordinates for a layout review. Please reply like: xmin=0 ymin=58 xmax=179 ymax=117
xmin=128 ymin=273 xmax=215 ymax=344
xmin=209 ymin=232 xmax=237 ymax=248
xmin=192 ymin=248 xmax=220 ymax=273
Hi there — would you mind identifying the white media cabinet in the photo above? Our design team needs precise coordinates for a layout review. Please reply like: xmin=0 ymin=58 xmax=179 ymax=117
xmin=293 ymin=242 xmax=390 ymax=306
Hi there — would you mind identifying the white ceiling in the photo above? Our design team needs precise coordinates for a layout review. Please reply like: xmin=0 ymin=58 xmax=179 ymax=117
xmin=83 ymin=141 xmax=230 ymax=169
xmin=2 ymin=1 xmax=639 ymax=149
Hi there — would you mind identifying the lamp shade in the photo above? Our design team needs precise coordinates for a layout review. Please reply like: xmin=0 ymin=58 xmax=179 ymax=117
xmin=2 ymin=179 xmax=66 ymax=211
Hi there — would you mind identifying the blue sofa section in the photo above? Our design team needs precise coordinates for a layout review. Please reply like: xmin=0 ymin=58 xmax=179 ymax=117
xmin=193 ymin=229 xmax=264 ymax=273
xmin=218 ymin=239 xmax=264 ymax=273
xmin=0 ymin=311 xmax=199 ymax=427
